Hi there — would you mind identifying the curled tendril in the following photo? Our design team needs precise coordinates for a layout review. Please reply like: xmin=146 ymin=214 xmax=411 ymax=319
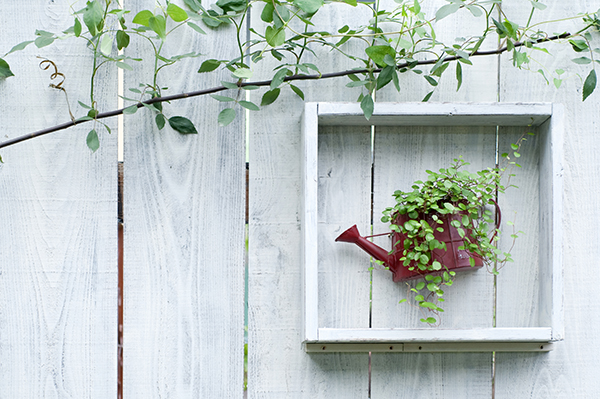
xmin=38 ymin=58 xmax=66 ymax=90
xmin=37 ymin=58 xmax=74 ymax=121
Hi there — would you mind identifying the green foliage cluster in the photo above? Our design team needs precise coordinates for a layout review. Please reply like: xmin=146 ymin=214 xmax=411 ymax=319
xmin=380 ymin=149 xmax=526 ymax=324
xmin=0 ymin=0 xmax=599 ymax=155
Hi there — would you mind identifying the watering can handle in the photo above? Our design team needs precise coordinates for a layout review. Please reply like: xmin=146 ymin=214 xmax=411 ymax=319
xmin=488 ymin=198 xmax=501 ymax=243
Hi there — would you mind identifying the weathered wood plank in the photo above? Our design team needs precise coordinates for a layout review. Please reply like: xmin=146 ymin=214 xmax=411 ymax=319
xmin=248 ymin=3 xmax=372 ymax=397
xmin=317 ymin=125 xmax=372 ymax=330
xmin=0 ymin=1 xmax=117 ymax=397
xmin=494 ymin=1 xmax=600 ymax=397
xmin=496 ymin=127 xmax=540 ymax=329
xmin=123 ymin=1 xmax=244 ymax=397
xmin=317 ymin=327 xmax=552 ymax=342
xmin=370 ymin=1 xmax=499 ymax=396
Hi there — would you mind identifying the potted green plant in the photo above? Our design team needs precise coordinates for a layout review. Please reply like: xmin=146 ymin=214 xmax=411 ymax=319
xmin=336 ymin=146 xmax=526 ymax=324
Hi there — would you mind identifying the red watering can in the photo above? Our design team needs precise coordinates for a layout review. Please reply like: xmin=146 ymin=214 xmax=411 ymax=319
xmin=336 ymin=205 xmax=500 ymax=282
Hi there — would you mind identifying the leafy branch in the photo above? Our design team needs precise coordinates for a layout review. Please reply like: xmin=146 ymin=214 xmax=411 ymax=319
xmin=0 ymin=0 xmax=598 ymax=155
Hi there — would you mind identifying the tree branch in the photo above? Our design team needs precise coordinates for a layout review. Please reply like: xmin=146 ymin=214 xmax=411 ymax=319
xmin=0 ymin=33 xmax=570 ymax=150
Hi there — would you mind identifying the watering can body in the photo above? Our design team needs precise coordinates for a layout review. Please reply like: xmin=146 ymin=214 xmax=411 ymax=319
xmin=335 ymin=212 xmax=483 ymax=282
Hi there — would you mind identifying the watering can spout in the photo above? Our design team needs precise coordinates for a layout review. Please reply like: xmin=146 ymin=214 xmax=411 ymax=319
xmin=335 ymin=225 xmax=393 ymax=266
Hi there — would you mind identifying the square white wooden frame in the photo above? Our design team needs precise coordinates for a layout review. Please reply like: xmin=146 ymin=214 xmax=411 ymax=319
xmin=301 ymin=102 xmax=564 ymax=353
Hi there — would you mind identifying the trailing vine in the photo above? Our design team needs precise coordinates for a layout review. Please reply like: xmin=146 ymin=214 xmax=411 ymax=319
xmin=0 ymin=0 xmax=598 ymax=157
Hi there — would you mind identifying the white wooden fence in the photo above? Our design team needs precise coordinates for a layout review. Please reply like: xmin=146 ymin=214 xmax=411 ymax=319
xmin=1 ymin=0 xmax=599 ymax=397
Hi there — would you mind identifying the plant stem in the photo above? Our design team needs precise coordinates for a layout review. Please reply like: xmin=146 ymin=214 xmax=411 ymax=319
xmin=0 ymin=32 xmax=571 ymax=150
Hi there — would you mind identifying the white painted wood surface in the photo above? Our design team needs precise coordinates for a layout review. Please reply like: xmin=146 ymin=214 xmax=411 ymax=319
xmin=369 ymin=1 xmax=499 ymax=396
xmin=248 ymin=3 xmax=372 ymax=397
xmin=306 ymin=342 xmax=553 ymax=353
xmin=303 ymin=102 xmax=562 ymax=349
xmin=123 ymin=1 xmax=244 ymax=397
xmin=494 ymin=1 xmax=599 ymax=397
xmin=1 ymin=0 xmax=599 ymax=397
xmin=317 ymin=327 xmax=552 ymax=342
xmin=0 ymin=1 xmax=117 ymax=397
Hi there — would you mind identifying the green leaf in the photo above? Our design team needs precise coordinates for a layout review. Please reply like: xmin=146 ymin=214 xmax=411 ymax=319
xmin=360 ymin=95 xmax=374 ymax=120
xmin=100 ymin=34 xmax=113 ymax=55
xmin=572 ymin=56 xmax=592 ymax=65
xmin=83 ymin=0 xmax=104 ymax=36
xmin=167 ymin=3 xmax=188 ymax=22
xmin=261 ymin=88 xmax=280 ymax=106
xmin=116 ymin=30 xmax=130 ymax=50
xmin=271 ymin=68 xmax=289 ymax=90
xmin=376 ymin=65 xmax=395 ymax=90
xmin=290 ymin=84 xmax=305 ymax=100
xmin=413 ymin=0 xmax=421 ymax=14
xmin=198 ymin=59 xmax=221 ymax=73
xmin=583 ymin=69 xmax=596 ymax=101
xmin=261 ymin=3 xmax=274 ymax=23
xmin=149 ymin=15 xmax=167 ymax=41
xmin=293 ymin=0 xmax=324 ymax=15
xmin=210 ymin=94 xmax=236 ymax=102
xmin=383 ymin=54 xmax=397 ymax=66
xmin=466 ymin=5 xmax=483 ymax=17
xmin=422 ymin=91 xmax=434 ymax=102
xmin=86 ymin=129 xmax=100 ymax=152
xmin=202 ymin=10 xmax=226 ymax=28
xmin=218 ymin=108 xmax=236 ymax=126
xmin=530 ymin=0 xmax=547 ymax=10
xmin=221 ymin=81 xmax=240 ymax=90
xmin=553 ymin=78 xmax=562 ymax=89
xmin=187 ymin=22 xmax=206 ymax=35
xmin=365 ymin=45 xmax=396 ymax=68
xmin=123 ymin=105 xmax=138 ymax=114
xmin=35 ymin=36 xmax=55 ymax=48
xmin=132 ymin=10 xmax=153 ymax=27
xmin=0 ymin=58 xmax=14 ymax=78
xmin=184 ymin=0 xmax=202 ymax=12
xmin=424 ymin=75 xmax=438 ymax=86
xmin=456 ymin=62 xmax=462 ymax=91
xmin=155 ymin=114 xmax=166 ymax=130
xmin=569 ymin=39 xmax=588 ymax=52
xmin=116 ymin=61 xmax=133 ymax=71
xmin=392 ymin=68 xmax=400 ymax=91
xmin=436 ymin=4 xmax=460 ymax=21
xmin=74 ymin=18 xmax=82 ymax=37
xmin=399 ymin=299 xmax=407 ymax=304
xmin=265 ymin=26 xmax=285 ymax=47
xmin=169 ymin=116 xmax=197 ymax=134
xmin=216 ymin=0 xmax=247 ymax=13
xmin=239 ymin=100 xmax=260 ymax=111
xmin=6 ymin=40 xmax=34 ymax=55
xmin=431 ymin=61 xmax=449 ymax=77
xmin=35 ymin=30 xmax=53 ymax=37
xmin=233 ymin=68 xmax=253 ymax=79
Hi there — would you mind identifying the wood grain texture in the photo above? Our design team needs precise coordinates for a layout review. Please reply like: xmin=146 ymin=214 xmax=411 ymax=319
xmin=370 ymin=126 xmax=496 ymax=398
xmin=248 ymin=3 xmax=372 ymax=397
xmin=495 ymin=1 xmax=600 ymax=397
xmin=496 ymin=127 xmax=540 ymax=328
xmin=317 ymin=125 xmax=372 ymax=330
xmin=0 ymin=1 xmax=117 ymax=397
xmin=123 ymin=1 xmax=244 ymax=397
xmin=371 ymin=125 xmax=496 ymax=330
xmin=370 ymin=1 xmax=500 ymax=396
